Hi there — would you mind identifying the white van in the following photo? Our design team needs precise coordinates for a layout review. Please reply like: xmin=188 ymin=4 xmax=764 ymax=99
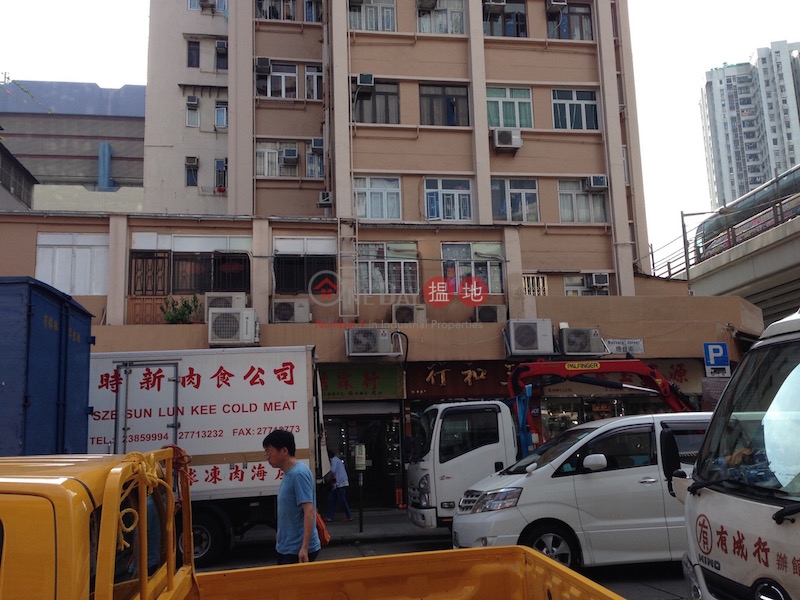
xmin=452 ymin=412 xmax=712 ymax=569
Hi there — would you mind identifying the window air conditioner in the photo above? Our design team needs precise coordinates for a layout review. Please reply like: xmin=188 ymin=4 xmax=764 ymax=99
xmin=585 ymin=273 xmax=609 ymax=288
xmin=318 ymin=192 xmax=333 ymax=207
xmin=484 ymin=0 xmax=506 ymax=12
xmin=254 ymin=57 xmax=271 ymax=74
xmin=475 ymin=305 xmax=507 ymax=323
xmin=311 ymin=138 xmax=324 ymax=153
xmin=417 ymin=0 xmax=438 ymax=10
xmin=560 ymin=327 xmax=607 ymax=355
xmin=272 ymin=299 xmax=312 ymax=323
xmin=215 ymin=40 xmax=228 ymax=53
xmin=208 ymin=308 xmax=258 ymax=346
xmin=584 ymin=175 xmax=608 ymax=191
xmin=392 ymin=304 xmax=427 ymax=324
xmin=506 ymin=319 xmax=554 ymax=355
xmin=492 ymin=128 xmax=523 ymax=151
xmin=204 ymin=291 xmax=247 ymax=323
xmin=279 ymin=148 xmax=299 ymax=166
xmin=546 ymin=0 xmax=567 ymax=12
xmin=350 ymin=0 xmax=364 ymax=6
xmin=185 ymin=156 xmax=199 ymax=167
xmin=199 ymin=0 xmax=215 ymax=8
xmin=345 ymin=327 xmax=401 ymax=357
xmin=357 ymin=73 xmax=375 ymax=88
xmin=186 ymin=95 xmax=199 ymax=108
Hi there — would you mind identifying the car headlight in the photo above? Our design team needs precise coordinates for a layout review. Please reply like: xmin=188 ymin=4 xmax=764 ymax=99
xmin=470 ymin=488 xmax=522 ymax=513
xmin=418 ymin=474 xmax=431 ymax=508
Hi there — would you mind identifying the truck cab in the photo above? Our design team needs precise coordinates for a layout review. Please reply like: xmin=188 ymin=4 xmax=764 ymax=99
xmin=407 ymin=401 xmax=517 ymax=529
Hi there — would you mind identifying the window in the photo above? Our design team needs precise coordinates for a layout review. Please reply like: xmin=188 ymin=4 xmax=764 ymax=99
xmin=255 ymin=141 xmax=298 ymax=177
xmin=171 ymin=252 xmax=249 ymax=295
xmin=491 ymin=178 xmax=538 ymax=222
xmin=188 ymin=0 xmax=200 ymax=9
xmin=273 ymin=236 xmax=336 ymax=294
xmin=306 ymin=65 xmax=323 ymax=100
xmin=558 ymin=180 xmax=607 ymax=223
xmin=215 ymin=159 xmax=227 ymax=190
xmin=564 ymin=274 xmax=607 ymax=296
xmin=417 ymin=0 xmax=464 ymax=34
xmin=438 ymin=407 xmax=500 ymax=463
xmin=255 ymin=63 xmax=297 ymax=98
xmin=581 ymin=427 xmax=653 ymax=470
xmin=185 ymin=158 xmax=198 ymax=187
xmin=522 ymin=274 xmax=548 ymax=296
xmin=187 ymin=41 xmax=200 ymax=68
xmin=420 ymin=84 xmax=469 ymax=126
xmin=305 ymin=0 xmax=322 ymax=22
xmin=186 ymin=103 xmax=199 ymax=127
xmin=214 ymin=101 xmax=228 ymax=128
xmin=260 ymin=0 xmax=294 ymax=19
xmin=442 ymin=242 xmax=504 ymax=295
xmin=357 ymin=242 xmax=419 ymax=295
xmin=552 ymin=90 xmax=599 ymax=130
xmin=353 ymin=81 xmax=399 ymax=124
xmin=354 ymin=176 xmax=401 ymax=219
xmin=216 ymin=0 xmax=227 ymax=11
xmin=216 ymin=44 xmax=228 ymax=70
xmin=425 ymin=178 xmax=472 ymax=221
xmin=547 ymin=3 xmax=593 ymax=40
xmin=487 ymin=87 xmax=532 ymax=128
xmin=349 ymin=0 xmax=396 ymax=32
xmin=36 ymin=233 xmax=109 ymax=296
xmin=483 ymin=0 xmax=526 ymax=38
xmin=306 ymin=145 xmax=324 ymax=179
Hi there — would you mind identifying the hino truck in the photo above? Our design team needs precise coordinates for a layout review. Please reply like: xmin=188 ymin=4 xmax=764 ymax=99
xmin=87 ymin=345 xmax=325 ymax=566
xmin=667 ymin=309 xmax=800 ymax=600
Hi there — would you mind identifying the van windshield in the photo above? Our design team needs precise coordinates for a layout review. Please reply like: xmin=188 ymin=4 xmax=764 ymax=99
xmin=696 ymin=340 xmax=800 ymax=499
xmin=502 ymin=426 xmax=596 ymax=475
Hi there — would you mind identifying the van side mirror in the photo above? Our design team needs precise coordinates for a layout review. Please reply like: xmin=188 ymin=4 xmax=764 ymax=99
xmin=660 ymin=428 xmax=682 ymax=497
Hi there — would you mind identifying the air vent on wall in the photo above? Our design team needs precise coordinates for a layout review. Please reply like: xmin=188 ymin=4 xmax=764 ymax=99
xmin=208 ymin=308 xmax=258 ymax=346
xmin=475 ymin=305 xmax=507 ymax=323
xmin=506 ymin=319 xmax=554 ymax=355
xmin=345 ymin=327 xmax=401 ymax=357
xmin=560 ymin=327 xmax=607 ymax=355
xmin=204 ymin=292 xmax=247 ymax=322
xmin=392 ymin=304 xmax=426 ymax=324
xmin=272 ymin=299 xmax=311 ymax=323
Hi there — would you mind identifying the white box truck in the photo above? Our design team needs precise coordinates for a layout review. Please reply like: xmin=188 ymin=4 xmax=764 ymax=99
xmin=87 ymin=345 xmax=325 ymax=566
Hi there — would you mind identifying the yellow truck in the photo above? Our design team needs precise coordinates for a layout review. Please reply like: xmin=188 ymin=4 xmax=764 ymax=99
xmin=0 ymin=447 xmax=623 ymax=600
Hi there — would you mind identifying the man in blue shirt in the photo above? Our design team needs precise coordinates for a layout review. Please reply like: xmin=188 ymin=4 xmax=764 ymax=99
xmin=263 ymin=430 xmax=321 ymax=564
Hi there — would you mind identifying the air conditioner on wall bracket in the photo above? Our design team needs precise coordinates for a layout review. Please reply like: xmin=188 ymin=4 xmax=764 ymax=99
xmin=475 ymin=305 xmax=508 ymax=323
xmin=584 ymin=175 xmax=608 ymax=191
xmin=357 ymin=73 xmax=374 ymax=87
xmin=546 ymin=0 xmax=567 ymax=12
xmin=311 ymin=138 xmax=324 ymax=153
xmin=318 ymin=192 xmax=333 ymax=207
xmin=279 ymin=148 xmax=298 ymax=165
xmin=492 ymin=128 xmax=523 ymax=151
xmin=272 ymin=299 xmax=311 ymax=323
xmin=585 ymin=273 xmax=609 ymax=288
xmin=484 ymin=0 xmax=506 ymax=11
xmin=204 ymin=292 xmax=247 ymax=322
xmin=254 ymin=57 xmax=271 ymax=74
xmin=506 ymin=319 xmax=554 ymax=355
xmin=417 ymin=0 xmax=438 ymax=9
xmin=345 ymin=327 xmax=401 ymax=357
xmin=208 ymin=308 xmax=258 ymax=346
xmin=392 ymin=304 xmax=426 ymax=324
xmin=560 ymin=327 xmax=607 ymax=355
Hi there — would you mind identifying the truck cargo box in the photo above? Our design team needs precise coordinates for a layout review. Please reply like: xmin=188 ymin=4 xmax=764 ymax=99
xmin=0 ymin=277 xmax=92 ymax=455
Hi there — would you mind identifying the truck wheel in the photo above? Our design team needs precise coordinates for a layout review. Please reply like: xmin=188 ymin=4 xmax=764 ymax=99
xmin=189 ymin=510 xmax=228 ymax=567
xmin=519 ymin=523 xmax=580 ymax=570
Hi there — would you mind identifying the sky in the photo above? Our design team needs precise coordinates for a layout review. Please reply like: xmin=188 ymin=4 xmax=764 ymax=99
xmin=2 ymin=0 xmax=800 ymax=256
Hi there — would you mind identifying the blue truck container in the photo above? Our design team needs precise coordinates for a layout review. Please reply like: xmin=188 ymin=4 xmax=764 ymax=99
xmin=0 ymin=277 xmax=93 ymax=455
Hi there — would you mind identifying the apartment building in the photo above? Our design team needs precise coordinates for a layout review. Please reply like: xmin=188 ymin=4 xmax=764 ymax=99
xmin=0 ymin=1 xmax=765 ymax=507
xmin=701 ymin=41 xmax=800 ymax=209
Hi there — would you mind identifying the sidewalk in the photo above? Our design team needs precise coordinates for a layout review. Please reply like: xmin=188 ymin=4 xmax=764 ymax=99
xmin=322 ymin=508 xmax=449 ymax=545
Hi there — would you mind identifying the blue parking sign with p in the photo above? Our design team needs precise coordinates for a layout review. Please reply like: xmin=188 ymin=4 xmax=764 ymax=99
xmin=704 ymin=343 xmax=730 ymax=377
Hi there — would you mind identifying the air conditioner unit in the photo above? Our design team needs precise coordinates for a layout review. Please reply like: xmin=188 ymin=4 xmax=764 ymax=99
xmin=350 ymin=0 xmax=364 ymax=5
xmin=475 ymin=305 xmax=507 ymax=323
xmin=279 ymin=148 xmax=299 ymax=166
xmin=345 ymin=327 xmax=400 ymax=357
xmin=492 ymin=128 xmax=523 ymax=151
xmin=318 ymin=192 xmax=333 ymax=207
xmin=357 ymin=73 xmax=374 ymax=88
xmin=546 ymin=0 xmax=567 ymax=12
xmin=185 ymin=156 xmax=199 ymax=167
xmin=560 ymin=327 xmax=606 ymax=355
xmin=254 ymin=57 xmax=271 ymax=74
xmin=584 ymin=175 xmax=608 ymax=191
xmin=204 ymin=292 xmax=247 ymax=322
xmin=417 ymin=0 xmax=438 ymax=9
xmin=507 ymin=319 xmax=554 ymax=355
xmin=392 ymin=304 xmax=426 ymax=324
xmin=585 ymin=273 xmax=609 ymax=288
xmin=272 ymin=299 xmax=312 ymax=323
xmin=186 ymin=95 xmax=199 ymax=108
xmin=208 ymin=308 xmax=258 ymax=346
xmin=311 ymin=138 xmax=324 ymax=153
xmin=484 ymin=0 xmax=506 ymax=11
xmin=215 ymin=40 xmax=228 ymax=53
xmin=199 ymin=0 xmax=215 ymax=7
